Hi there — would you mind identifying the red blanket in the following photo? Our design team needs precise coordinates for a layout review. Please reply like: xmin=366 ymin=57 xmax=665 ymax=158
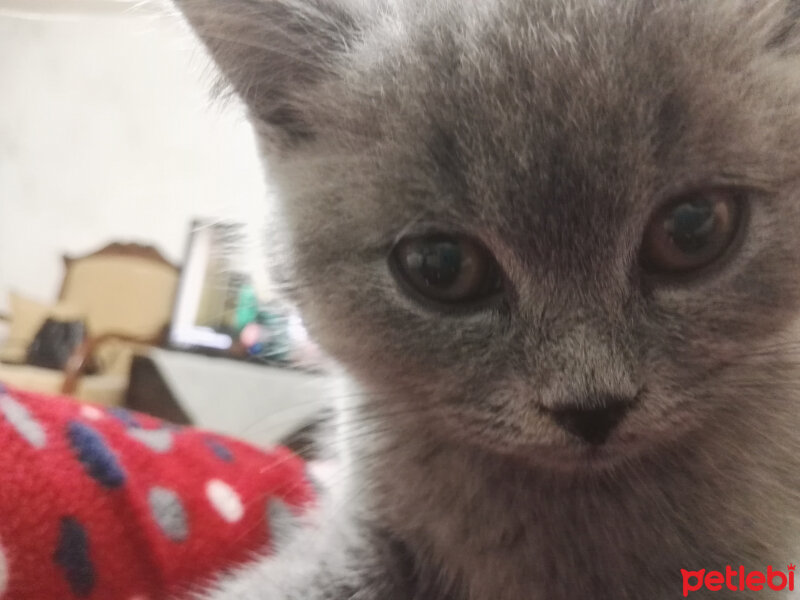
xmin=0 ymin=383 xmax=314 ymax=599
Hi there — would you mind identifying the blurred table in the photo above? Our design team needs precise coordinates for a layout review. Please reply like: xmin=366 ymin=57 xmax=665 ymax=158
xmin=125 ymin=347 xmax=336 ymax=448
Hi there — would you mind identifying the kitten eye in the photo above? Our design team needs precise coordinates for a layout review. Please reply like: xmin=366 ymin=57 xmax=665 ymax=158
xmin=390 ymin=234 xmax=502 ymax=306
xmin=640 ymin=190 xmax=742 ymax=275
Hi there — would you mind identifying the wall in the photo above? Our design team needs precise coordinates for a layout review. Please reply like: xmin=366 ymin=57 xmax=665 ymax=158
xmin=0 ymin=5 xmax=270 ymax=311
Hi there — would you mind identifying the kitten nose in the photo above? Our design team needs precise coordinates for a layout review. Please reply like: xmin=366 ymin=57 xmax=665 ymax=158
xmin=549 ymin=396 xmax=635 ymax=446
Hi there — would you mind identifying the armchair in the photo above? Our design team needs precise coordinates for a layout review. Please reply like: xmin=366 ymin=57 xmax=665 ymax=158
xmin=0 ymin=242 xmax=179 ymax=406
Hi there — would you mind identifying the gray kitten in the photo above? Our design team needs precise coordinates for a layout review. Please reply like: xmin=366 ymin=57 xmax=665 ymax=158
xmin=174 ymin=1 xmax=800 ymax=598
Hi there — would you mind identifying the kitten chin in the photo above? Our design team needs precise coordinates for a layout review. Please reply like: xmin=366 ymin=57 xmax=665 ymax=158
xmin=174 ymin=0 xmax=800 ymax=598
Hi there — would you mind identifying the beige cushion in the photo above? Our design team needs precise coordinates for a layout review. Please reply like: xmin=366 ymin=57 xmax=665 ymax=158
xmin=94 ymin=339 xmax=151 ymax=377
xmin=0 ymin=363 xmax=126 ymax=407
xmin=0 ymin=292 xmax=84 ymax=364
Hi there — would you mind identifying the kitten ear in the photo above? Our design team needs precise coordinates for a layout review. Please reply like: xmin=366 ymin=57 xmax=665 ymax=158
xmin=174 ymin=0 xmax=362 ymax=145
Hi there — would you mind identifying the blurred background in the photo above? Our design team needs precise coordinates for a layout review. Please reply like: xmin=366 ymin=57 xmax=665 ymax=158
xmin=0 ymin=0 xmax=335 ymax=453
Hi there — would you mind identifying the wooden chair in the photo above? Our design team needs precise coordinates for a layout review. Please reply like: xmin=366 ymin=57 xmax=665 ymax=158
xmin=0 ymin=242 xmax=179 ymax=405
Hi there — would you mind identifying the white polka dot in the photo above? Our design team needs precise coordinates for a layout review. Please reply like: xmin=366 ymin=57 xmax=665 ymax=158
xmin=205 ymin=479 xmax=244 ymax=523
xmin=0 ymin=539 xmax=9 ymax=597
xmin=128 ymin=429 xmax=173 ymax=453
xmin=0 ymin=395 xmax=45 ymax=449
xmin=80 ymin=405 xmax=104 ymax=421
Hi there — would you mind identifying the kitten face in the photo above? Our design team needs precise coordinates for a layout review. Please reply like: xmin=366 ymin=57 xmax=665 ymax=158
xmin=180 ymin=0 xmax=800 ymax=468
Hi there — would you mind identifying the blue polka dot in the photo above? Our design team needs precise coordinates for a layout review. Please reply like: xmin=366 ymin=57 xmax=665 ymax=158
xmin=205 ymin=438 xmax=234 ymax=462
xmin=53 ymin=517 xmax=95 ymax=597
xmin=67 ymin=421 xmax=126 ymax=488
xmin=108 ymin=407 xmax=141 ymax=429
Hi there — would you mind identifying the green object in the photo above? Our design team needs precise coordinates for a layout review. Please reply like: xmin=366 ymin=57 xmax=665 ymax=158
xmin=234 ymin=283 xmax=259 ymax=332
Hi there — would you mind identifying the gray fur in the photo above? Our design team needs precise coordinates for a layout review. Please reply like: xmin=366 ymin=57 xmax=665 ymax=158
xmin=174 ymin=1 xmax=800 ymax=598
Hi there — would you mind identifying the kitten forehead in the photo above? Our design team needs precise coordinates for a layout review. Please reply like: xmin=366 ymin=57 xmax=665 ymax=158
xmin=301 ymin=0 xmax=800 ymax=234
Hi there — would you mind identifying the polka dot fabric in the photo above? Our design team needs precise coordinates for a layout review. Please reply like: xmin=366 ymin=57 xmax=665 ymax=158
xmin=0 ymin=383 xmax=315 ymax=599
